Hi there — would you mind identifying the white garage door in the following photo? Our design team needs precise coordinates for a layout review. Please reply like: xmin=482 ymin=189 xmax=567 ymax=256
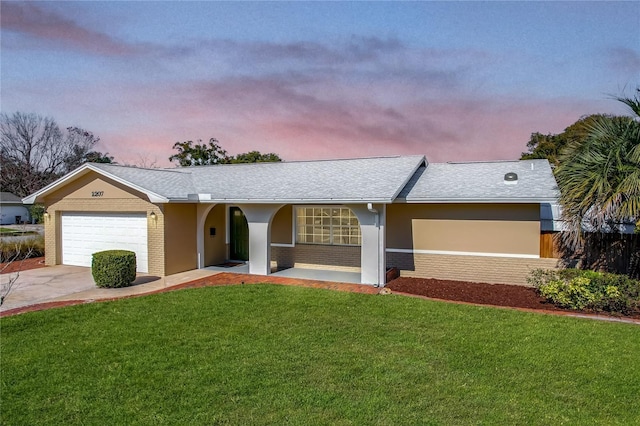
xmin=61 ymin=212 xmax=148 ymax=273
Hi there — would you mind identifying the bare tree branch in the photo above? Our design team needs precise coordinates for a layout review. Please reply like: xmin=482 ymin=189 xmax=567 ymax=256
xmin=1 ymin=112 xmax=102 ymax=197
xmin=0 ymin=245 xmax=34 ymax=307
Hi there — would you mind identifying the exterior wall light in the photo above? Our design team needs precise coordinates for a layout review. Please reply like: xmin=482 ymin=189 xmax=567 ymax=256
xmin=149 ymin=211 xmax=157 ymax=220
xmin=43 ymin=211 xmax=49 ymax=219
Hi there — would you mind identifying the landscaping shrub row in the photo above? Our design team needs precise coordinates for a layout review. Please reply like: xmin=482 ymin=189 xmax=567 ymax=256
xmin=528 ymin=268 xmax=640 ymax=315
xmin=0 ymin=236 xmax=45 ymax=262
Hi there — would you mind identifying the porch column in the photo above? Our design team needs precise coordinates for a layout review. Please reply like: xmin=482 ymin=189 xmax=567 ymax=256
xmin=237 ymin=204 xmax=283 ymax=276
xmin=349 ymin=203 xmax=386 ymax=286
xmin=195 ymin=203 xmax=216 ymax=269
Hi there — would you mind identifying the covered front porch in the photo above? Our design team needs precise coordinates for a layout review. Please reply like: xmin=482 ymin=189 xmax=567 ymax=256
xmin=196 ymin=202 xmax=386 ymax=286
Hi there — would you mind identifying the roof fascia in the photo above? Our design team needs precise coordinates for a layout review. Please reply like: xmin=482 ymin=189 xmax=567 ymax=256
xmin=399 ymin=197 xmax=559 ymax=204
xmin=178 ymin=198 xmax=394 ymax=204
xmin=22 ymin=163 xmax=169 ymax=204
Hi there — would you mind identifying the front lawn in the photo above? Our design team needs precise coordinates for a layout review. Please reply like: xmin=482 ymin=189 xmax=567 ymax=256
xmin=2 ymin=285 xmax=639 ymax=424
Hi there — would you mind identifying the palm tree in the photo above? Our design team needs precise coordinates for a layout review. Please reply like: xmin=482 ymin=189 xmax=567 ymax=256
xmin=555 ymin=88 xmax=640 ymax=249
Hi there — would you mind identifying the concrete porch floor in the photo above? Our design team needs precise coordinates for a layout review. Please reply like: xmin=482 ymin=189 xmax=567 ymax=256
xmin=272 ymin=268 xmax=361 ymax=284
xmin=203 ymin=264 xmax=361 ymax=284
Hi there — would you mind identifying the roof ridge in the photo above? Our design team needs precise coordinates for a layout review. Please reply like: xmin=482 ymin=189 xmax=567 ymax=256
xmin=92 ymin=163 xmax=191 ymax=174
xmin=180 ymin=154 xmax=426 ymax=169
xmin=442 ymin=159 xmax=547 ymax=165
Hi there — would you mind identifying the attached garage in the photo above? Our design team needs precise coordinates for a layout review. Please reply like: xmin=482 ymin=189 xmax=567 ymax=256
xmin=61 ymin=212 xmax=149 ymax=273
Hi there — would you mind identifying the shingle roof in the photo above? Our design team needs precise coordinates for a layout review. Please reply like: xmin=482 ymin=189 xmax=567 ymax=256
xmin=90 ymin=156 xmax=424 ymax=202
xmin=89 ymin=163 xmax=196 ymax=199
xmin=23 ymin=156 xmax=560 ymax=205
xmin=187 ymin=155 xmax=426 ymax=202
xmin=0 ymin=192 xmax=23 ymax=203
xmin=399 ymin=159 xmax=559 ymax=203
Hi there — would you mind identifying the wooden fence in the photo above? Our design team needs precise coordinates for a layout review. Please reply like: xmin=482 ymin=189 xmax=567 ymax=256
xmin=540 ymin=232 xmax=561 ymax=258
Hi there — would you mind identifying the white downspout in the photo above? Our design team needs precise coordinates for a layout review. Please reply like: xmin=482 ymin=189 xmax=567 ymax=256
xmin=367 ymin=203 xmax=378 ymax=226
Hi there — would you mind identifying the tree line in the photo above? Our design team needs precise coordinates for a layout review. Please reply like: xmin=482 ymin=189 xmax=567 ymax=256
xmin=0 ymin=112 xmax=281 ymax=198
xmin=168 ymin=139 xmax=281 ymax=166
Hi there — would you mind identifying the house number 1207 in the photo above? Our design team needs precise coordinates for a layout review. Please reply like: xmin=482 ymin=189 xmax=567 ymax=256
xmin=91 ymin=191 xmax=104 ymax=197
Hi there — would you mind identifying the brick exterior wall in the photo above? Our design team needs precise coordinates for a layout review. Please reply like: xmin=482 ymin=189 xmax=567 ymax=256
xmin=272 ymin=244 xmax=361 ymax=272
xmin=386 ymin=251 xmax=561 ymax=286
xmin=44 ymin=198 xmax=165 ymax=276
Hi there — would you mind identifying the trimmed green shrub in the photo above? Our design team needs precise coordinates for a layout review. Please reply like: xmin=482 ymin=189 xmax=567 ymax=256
xmin=537 ymin=277 xmax=596 ymax=310
xmin=91 ymin=250 xmax=137 ymax=288
xmin=528 ymin=268 xmax=640 ymax=315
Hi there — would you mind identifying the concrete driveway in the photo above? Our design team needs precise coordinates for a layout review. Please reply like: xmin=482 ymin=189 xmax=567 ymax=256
xmin=0 ymin=265 xmax=218 ymax=313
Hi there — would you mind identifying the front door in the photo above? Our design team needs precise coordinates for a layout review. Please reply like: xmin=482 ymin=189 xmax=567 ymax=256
xmin=230 ymin=207 xmax=249 ymax=261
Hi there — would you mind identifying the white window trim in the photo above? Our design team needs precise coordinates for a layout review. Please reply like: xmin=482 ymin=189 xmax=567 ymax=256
xmin=294 ymin=205 xmax=362 ymax=247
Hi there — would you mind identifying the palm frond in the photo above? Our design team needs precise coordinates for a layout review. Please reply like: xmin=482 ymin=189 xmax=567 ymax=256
xmin=556 ymin=108 xmax=640 ymax=249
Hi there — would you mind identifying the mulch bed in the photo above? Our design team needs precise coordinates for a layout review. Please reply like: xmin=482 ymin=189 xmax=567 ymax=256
xmin=0 ymin=257 xmax=46 ymax=274
xmin=386 ymin=277 xmax=561 ymax=311
xmin=386 ymin=276 xmax=640 ymax=321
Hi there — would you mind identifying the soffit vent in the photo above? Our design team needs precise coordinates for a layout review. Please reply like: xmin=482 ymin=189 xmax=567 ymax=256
xmin=504 ymin=172 xmax=518 ymax=185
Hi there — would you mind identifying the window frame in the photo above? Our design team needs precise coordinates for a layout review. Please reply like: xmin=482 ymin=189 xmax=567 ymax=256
xmin=295 ymin=206 xmax=361 ymax=247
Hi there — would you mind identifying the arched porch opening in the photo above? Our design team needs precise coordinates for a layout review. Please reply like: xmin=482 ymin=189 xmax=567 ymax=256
xmin=198 ymin=203 xmax=227 ymax=268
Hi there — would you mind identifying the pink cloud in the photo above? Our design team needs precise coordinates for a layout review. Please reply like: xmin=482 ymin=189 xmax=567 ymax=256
xmin=103 ymin=77 xmax=596 ymax=167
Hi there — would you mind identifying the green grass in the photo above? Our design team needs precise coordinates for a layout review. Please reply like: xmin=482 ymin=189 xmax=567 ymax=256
xmin=2 ymin=285 xmax=639 ymax=425
xmin=0 ymin=227 xmax=38 ymax=236
xmin=0 ymin=227 xmax=21 ymax=235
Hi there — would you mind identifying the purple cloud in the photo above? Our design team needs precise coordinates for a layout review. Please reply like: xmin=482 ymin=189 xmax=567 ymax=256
xmin=607 ymin=47 xmax=640 ymax=74
xmin=196 ymin=35 xmax=406 ymax=67
xmin=1 ymin=2 xmax=141 ymax=56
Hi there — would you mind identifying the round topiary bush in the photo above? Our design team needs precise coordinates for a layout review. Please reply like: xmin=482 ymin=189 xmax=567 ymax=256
xmin=91 ymin=250 xmax=137 ymax=288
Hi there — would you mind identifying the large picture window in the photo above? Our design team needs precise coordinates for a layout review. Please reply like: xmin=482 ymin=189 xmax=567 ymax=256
xmin=296 ymin=207 xmax=361 ymax=246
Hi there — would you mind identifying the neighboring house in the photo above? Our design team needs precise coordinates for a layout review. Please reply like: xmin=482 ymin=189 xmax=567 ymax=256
xmin=23 ymin=155 xmax=560 ymax=286
xmin=0 ymin=192 xmax=30 ymax=225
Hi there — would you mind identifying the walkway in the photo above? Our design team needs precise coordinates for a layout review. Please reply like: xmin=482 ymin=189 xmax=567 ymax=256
xmin=0 ymin=266 xmax=218 ymax=315
xmin=1 ymin=271 xmax=378 ymax=317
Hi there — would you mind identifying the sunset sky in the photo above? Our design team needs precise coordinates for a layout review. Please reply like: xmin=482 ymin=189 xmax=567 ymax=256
xmin=2 ymin=1 xmax=638 ymax=167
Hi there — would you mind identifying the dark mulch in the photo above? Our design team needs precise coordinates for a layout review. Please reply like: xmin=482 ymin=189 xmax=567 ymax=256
xmin=386 ymin=277 xmax=640 ymax=320
xmin=386 ymin=277 xmax=562 ymax=311
xmin=0 ymin=257 xmax=46 ymax=274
